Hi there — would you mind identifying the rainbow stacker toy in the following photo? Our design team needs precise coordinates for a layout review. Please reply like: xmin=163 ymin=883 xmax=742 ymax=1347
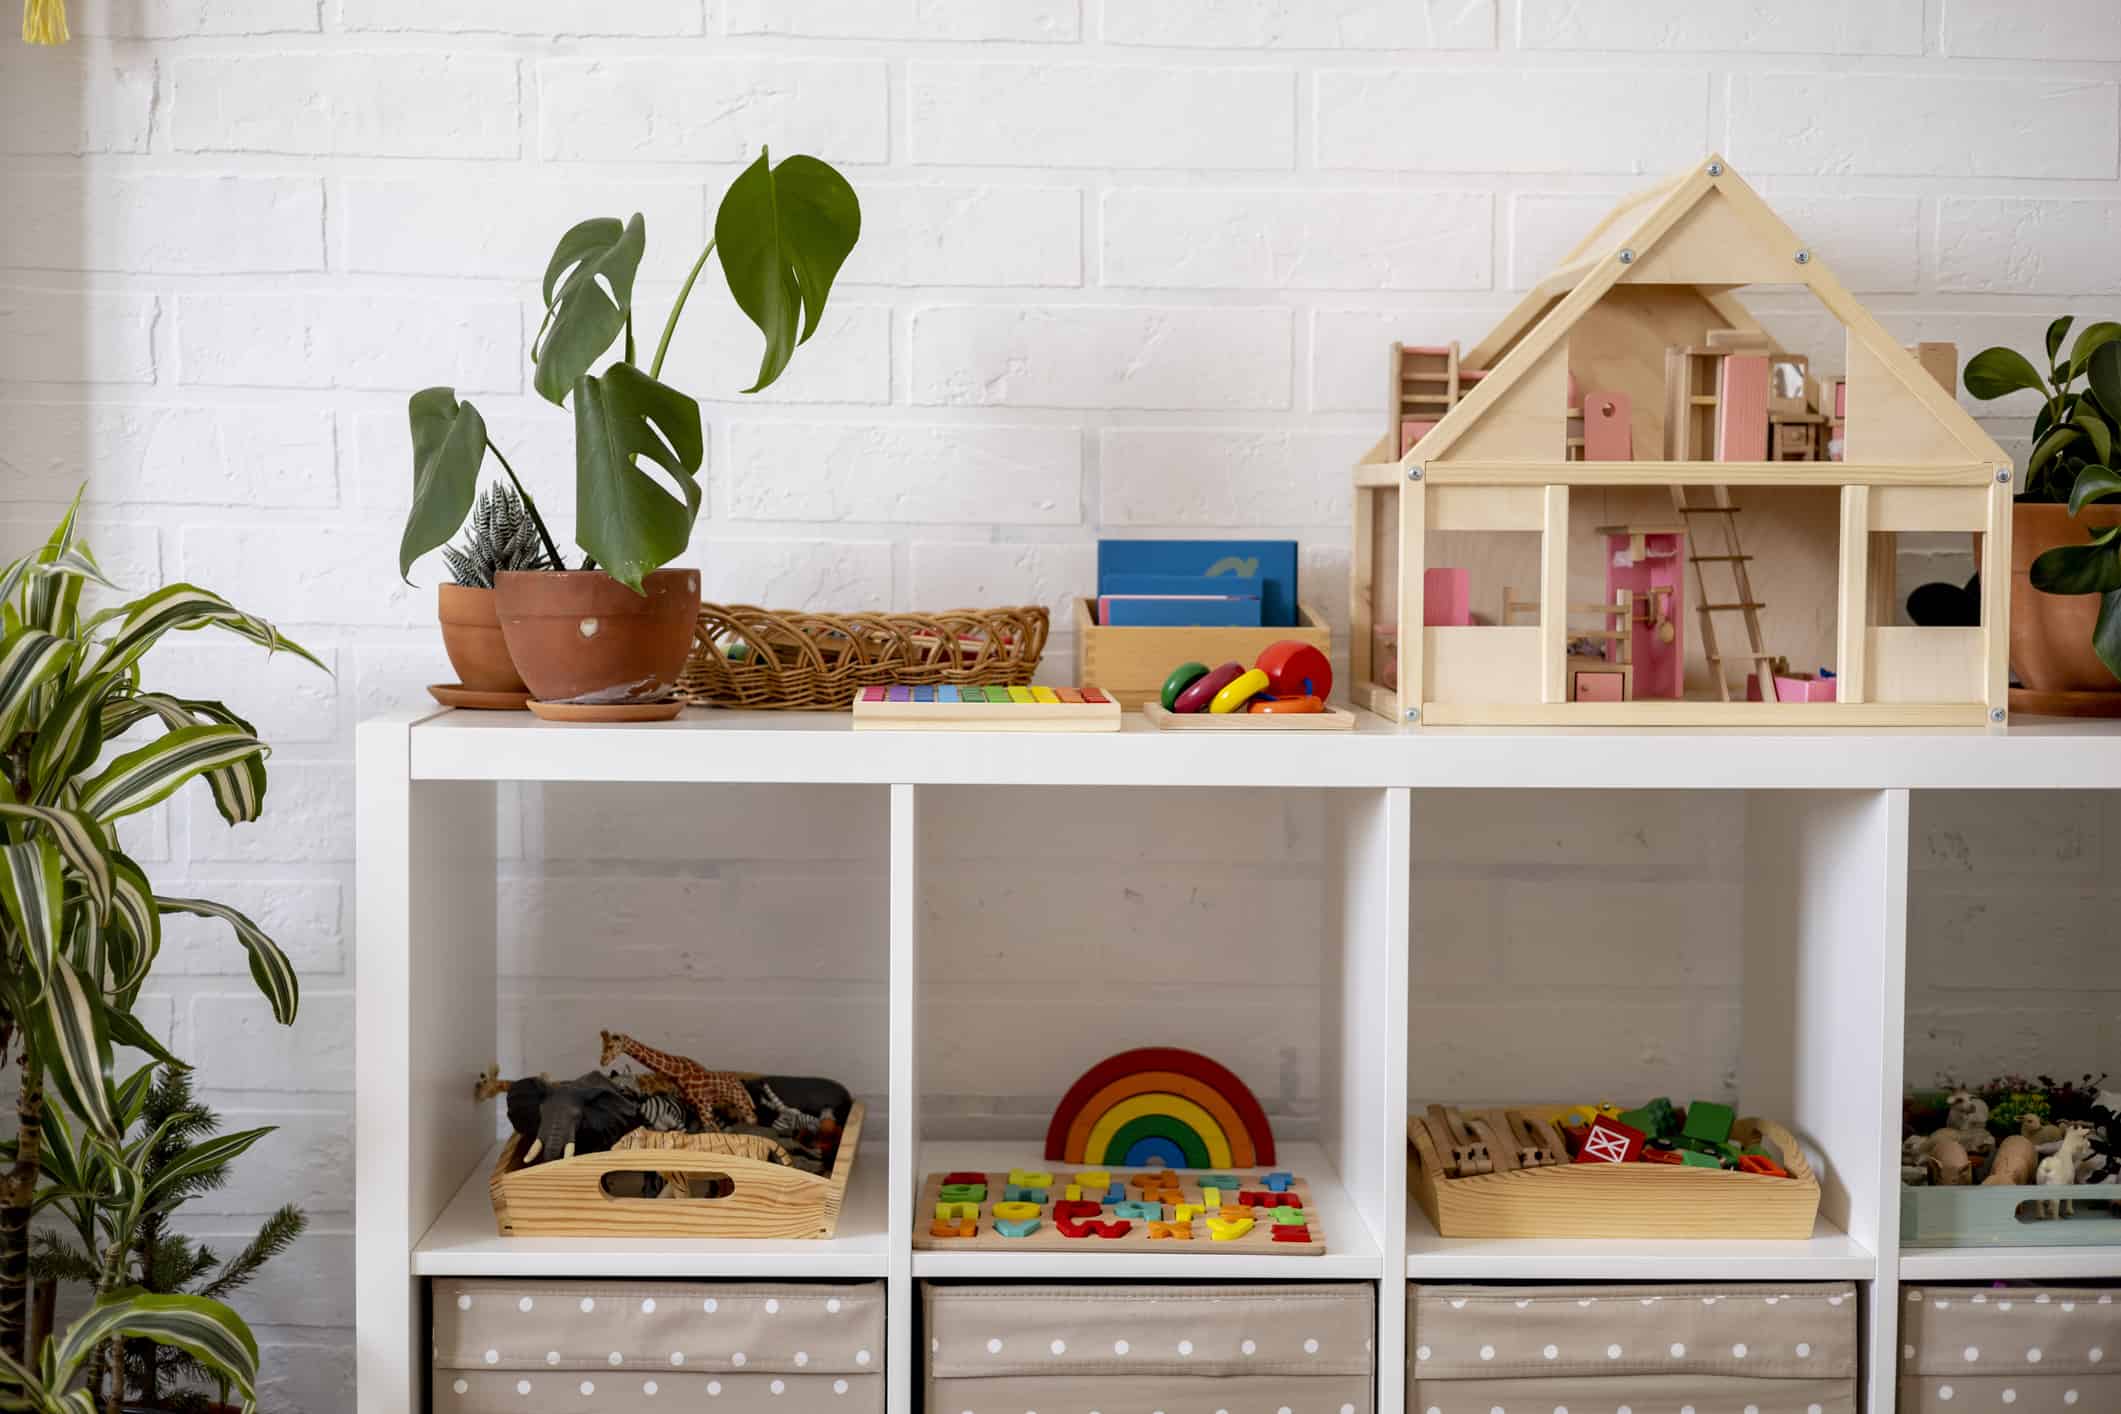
xmin=850 ymin=684 xmax=1121 ymax=732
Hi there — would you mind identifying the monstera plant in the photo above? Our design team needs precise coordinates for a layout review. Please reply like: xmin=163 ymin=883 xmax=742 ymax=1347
xmin=398 ymin=148 xmax=861 ymax=708
xmin=0 ymin=497 xmax=318 ymax=1410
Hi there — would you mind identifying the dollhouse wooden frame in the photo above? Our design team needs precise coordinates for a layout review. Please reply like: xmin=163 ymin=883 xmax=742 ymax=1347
xmin=1350 ymin=155 xmax=2013 ymax=727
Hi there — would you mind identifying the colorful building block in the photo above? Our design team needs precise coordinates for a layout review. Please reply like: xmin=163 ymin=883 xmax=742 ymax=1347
xmin=1682 ymin=1101 xmax=1735 ymax=1144
xmin=1573 ymin=1114 xmax=1645 ymax=1165
xmin=1616 ymin=1097 xmax=1679 ymax=1140
xmin=1271 ymin=1224 xmax=1311 ymax=1243
xmin=1261 ymin=1171 xmax=1294 ymax=1193
xmin=1270 ymin=1207 xmax=1308 ymax=1226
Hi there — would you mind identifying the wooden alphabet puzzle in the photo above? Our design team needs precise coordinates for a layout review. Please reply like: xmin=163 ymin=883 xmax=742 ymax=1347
xmin=911 ymin=1165 xmax=1326 ymax=1256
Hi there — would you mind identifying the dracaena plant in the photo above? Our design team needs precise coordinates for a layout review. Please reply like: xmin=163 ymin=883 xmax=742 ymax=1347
xmin=399 ymin=147 xmax=861 ymax=593
xmin=1966 ymin=317 xmax=2121 ymax=680
xmin=0 ymin=494 xmax=321 ymax=1411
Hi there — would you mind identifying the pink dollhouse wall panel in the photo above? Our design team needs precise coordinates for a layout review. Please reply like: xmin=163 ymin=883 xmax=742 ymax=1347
xmin=1604 ymin=531 xmax=1685 ymax=700
xmin=1424 ymin=568 xmax=1470 ymax=627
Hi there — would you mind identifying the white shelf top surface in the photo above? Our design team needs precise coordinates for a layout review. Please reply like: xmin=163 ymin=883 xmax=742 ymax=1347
xmin=912 ymin=1141 xmax=1384 ymax=1280
xmin=1405 ymin=1198 xmax=1876 ymax=1281
xmin=389 ymin=707 xmax=2121 ymax=790
xmin=1899 ymin=1244 xmax=2121 ymax=1282
xmin=413 ymin=1137 xmax=889 ymax=1279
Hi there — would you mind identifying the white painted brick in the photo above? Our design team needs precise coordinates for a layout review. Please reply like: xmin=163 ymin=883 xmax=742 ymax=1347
xmin=1410 ymin=878 xmax=1501 ymax=988
xmin=211 ymin=1232 xmax=351 ymax=1326
xmin=160 ymin=880 xmax=343 ymax=978
xmin=675 ymin=538 xmax=896 ymax=612
xmin=188 ymin=762 xmax=353 ymax=864
xmin=1318 ymin=69 xmax=1707 ymax=172
xmin=727 ymin=0 xmax=1078 ymax=41
xmin=117 ymin=994 xmax=177 ymax=1075
xmin=925 ymin=784 xmax=1322 ymax=864
xmin=0 ymin=175 xmax=323 ymax=274
xmin=911 ymin=63 xmax=1296 ymax=169
xmin=1728 ymin=74 xmax=2119 ymax=179
xmin=729 ymin=421 xmax=1080 ymax=525
xmin=149 ymin=641 xmax=341 ymax=745
xmin=183 ymin=522 xmax=423 ymax=627
xmin=190 ymin=990 xmax=351 ymax=1084
xmin=0 ymin=289 xmax=157 ymax=386
xmin=0 ymin=521 xmax=160 ymax=612
xmin=511 ymin=990 xmax=884 ymax=1093
xmin=1301 ymin=541 xmax=1350 ymax=632
xmin=1500 ymin=881 xmax=1742 ymax=988
xmin=342 ymin=176 xmax=704 ymax=278
xmin=115 ymin=805 xmax=171 ymax=866
xmin=172 ymin=53 xmax=519 ymax=158
xmin=255 ymin=1339 xmax=354 ymax=1414
xmin=349 ymin=402 xmax=574 ymax=517
xmin=1413 ymin=789 xmax=1745 ymax=872
xmin=0 ymin=54 xmax=152 ymax=154
xmin=1937 ymin=199 xmax=2121 ymax=296
xmin=535 ymin=782 xmax=883 ymax=862
xmin=1411 ymin=999 xmax=1727 ymax=1104
xmin=538 ymin=58 xmax=888 ymax=164
xmin=352 ymin=640 xmax=457 ymax=720
xmin=1915 ymin=888 xmax=2121 ymax=991
xmin=1910 ymin=791 xmax=2104 ymax=878
xmin=908 ymin=540 xmax=1095 ymax=616
xmin=850 ymin=185 xmax=1082 ymax=288
xmin=656 ymin=299 xmax=891 ymax=406
xmin=1101 ymin=428 xmax=1365 ymax=527
xmin=182 ymin=1107 xmax=351 ymax=1216
xmin=1310 ymin=307 xmax=1506 ymax=413
xmin=910 ymin=305 xmax=1292 ymax=409
xmin=0 ymin=404 xmax=336 ymax=509
xmin=1941 ymin=0 xmax=2121 ymax=61
xmin=343 ymin=0 xmax=701 ymax=34
xmin=176 ymin=294 xmax=521 ymax=393
xmin=71 ymin=0 xmax=318 ymax=33
xmin=1511 ymin=191 xmax=1920 ymax=293
xmin=1520 ymin=0 xmax=1921 ymax=54
xmin=1103 ymin=187 xmax=1491 ymax=290
xmin=1106 ymin=0 xmax=1495 ymax=48
xmin=1907 ymin=1005 xmax=2119 ymax=1089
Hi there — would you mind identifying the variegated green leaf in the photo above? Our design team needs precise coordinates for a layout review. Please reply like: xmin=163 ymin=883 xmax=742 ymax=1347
xmin=50 ymin=1290 xmax=257 ymax=1407
xmin=0 ymin=840 xmax=63 ymax=993
xmin=66 ymin=907 xmax=105 ymax=994
xmin=115 ymin=1062 xmax=157 ymax=1131
xmin=0 ymin=628 xmax=76 ymax=743
xmin=36 ymin=959 xmax=116 ymax=1143
xmin=105 ymin=1005 xmax=180 ymax=1069
xmin=25 ymin=671 xmax=115 ymax=802
xmin=107 ymin=852 xmax=158 ymax=992
xmin=76 ymin=723 xmax=264 ymax=823
xmin=0 ymin=803 xmax=112 ymax=918
xmin=144 ymin=1125 xmax=275 ymax=1209
xmin=36 ymin=545 xmax=115 ymax=593
xmin=33 ymin=1103 xmax=84 ymax=1199
xmin=105 ymin=693 xmax=268 ymax=825
xmin=0 ymin=555 xmax=30 ymax=612
xmin=90 ymin=582 xmax=324 ymax=680
xmin=156 ymin=897 xmax=298 ymax=1025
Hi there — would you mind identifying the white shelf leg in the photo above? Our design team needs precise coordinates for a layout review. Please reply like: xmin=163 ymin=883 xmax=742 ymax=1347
xmin=887 ymin=784 xmax=920 ymax=1414
xmin=356 ymin=713 xmax=498 ymax=1414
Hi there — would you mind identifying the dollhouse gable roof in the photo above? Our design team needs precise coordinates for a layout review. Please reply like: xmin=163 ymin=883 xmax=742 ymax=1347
xmin=1411 ymin=154 xmax=2011 ymax=471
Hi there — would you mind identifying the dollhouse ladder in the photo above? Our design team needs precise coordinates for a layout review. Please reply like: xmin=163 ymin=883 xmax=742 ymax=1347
xmin=1669 ymin=485 xmax=1776 ymax=702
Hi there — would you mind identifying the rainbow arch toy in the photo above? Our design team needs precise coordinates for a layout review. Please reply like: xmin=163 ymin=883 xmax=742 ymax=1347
xmin=1044 ymin=1047 xmax=1276 ymax=1168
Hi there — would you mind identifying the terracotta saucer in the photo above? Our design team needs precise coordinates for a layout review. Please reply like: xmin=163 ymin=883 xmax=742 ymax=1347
xmin=2009 ymin=687 xmax=2121 ymax=718
xmin=429 ymin=683 xmax=531 ymax=711
xmin=526 ymin=698 xmax=686 ymax=723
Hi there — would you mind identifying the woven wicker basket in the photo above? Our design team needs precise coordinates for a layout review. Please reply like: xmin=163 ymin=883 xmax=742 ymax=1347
xmin=677 ymin=603 xmax=1048 ymax=710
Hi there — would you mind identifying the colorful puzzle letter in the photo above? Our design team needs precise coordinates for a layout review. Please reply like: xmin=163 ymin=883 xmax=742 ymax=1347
xmin=994 ymin=1217 xmax=1041 ymax=1239
xmin=1113 ymin=1200 xmax=1163 ymax=1220
xmin=1207 ymin=1216 xmax=1254 ymax=1242
xmin=991 ymin=1201 xmax=1040 ymax=1223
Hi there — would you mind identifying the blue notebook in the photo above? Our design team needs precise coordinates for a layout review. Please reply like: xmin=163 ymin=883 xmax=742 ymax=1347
xmin=1097 ymin=540 xmax=1297 ymax=628
xmin=1098 ymin=596 xmax=1262 ymax=627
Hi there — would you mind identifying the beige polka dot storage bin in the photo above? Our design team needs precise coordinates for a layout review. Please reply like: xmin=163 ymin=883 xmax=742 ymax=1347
xmin=1899 ymin=1285 xmax=2119 ymax=1413
xmin=923 ymin=1281 xmax=1376 ymax=1413
xmin=1409 ymin=1282 xmax=1859 ymax=1414
xmin=432 ymin=1280 xmax=883 ymax=1412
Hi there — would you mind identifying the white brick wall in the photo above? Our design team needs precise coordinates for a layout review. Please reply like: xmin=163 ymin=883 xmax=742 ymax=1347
xmin=5 ymin=7 xmax=2118 ymax=1407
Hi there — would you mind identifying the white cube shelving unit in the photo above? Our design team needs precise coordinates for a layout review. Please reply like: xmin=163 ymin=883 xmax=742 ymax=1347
xmin=356 ymin=709 xmax=2121 ymax=1414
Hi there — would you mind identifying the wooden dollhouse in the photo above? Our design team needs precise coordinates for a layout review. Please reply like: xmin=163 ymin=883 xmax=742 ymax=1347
xmin=1350 ymin=155 xmax=2013 ymax=726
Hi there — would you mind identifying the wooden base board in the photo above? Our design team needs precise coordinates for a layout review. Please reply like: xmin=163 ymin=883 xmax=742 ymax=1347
xmin=911 ymin=1167 xmax=1325 ymax=1257
xmin=1140 ymin=702 xmax=1357 ymax=732
xmin=2008 ymin=686 xmax=2121 ymax=718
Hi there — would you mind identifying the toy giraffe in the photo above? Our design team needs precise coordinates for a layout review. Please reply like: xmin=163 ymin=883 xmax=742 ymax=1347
xmin=600 ymin=1030 xmax=757 ymax=1128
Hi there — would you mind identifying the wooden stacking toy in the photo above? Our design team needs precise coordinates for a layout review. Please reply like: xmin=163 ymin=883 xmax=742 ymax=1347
xmin=1141 ymin=640 xmax=1355 ymax=731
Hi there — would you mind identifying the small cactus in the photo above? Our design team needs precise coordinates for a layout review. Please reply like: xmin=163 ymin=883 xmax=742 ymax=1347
xmin=442 ymin=484 xmax=556 ymax=588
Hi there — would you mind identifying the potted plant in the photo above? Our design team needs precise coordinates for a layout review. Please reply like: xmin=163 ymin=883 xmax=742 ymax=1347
xmin=435 ymin=485 xmax=555 ymax=698
xmin=0 ymin=496 xmax=317 ymax=1411
xmin=398 ymin=148 xmax=860 ymax=707
xmin=1965 ymin=319 xmax=2121 ymax=711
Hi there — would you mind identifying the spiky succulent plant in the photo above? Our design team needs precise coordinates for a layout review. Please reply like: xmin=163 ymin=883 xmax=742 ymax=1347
xmin=442 ymin=484 xmax=557 ymax=589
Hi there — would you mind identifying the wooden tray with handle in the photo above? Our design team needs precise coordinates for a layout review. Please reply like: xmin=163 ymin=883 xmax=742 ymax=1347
xmin=489 ymin=1101 xmax=863 ymax=1240
xmin=1408 ymin=1104 xmax=1821 ymax=1240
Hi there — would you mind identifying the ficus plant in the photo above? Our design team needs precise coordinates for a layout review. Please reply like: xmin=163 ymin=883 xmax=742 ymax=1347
xmin=1965 ymin=317 xmax=2121 ymax=679
xmin=0 ymin=495 xmax=319 ymax=1411
xmin=399 ymin=147 xmax=862 ymax=593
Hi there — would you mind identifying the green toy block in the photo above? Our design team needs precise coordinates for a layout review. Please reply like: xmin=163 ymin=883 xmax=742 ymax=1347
xmin=1677 ymin=1150 xmax=1723 ymax=1169
xmin=1681 ymin=1100 xmax=1734 ymax=1144
xmin=1617 ymin=1097 xmax=1679 ymax=1139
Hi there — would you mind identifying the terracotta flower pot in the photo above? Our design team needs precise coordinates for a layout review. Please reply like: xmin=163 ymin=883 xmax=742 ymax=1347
xmin=494 ymin=568 xmax=701 ymax=704
xmin=437 ymin=583 xmax=527 ymax=694
xmin=2011 ymin=501 xmax=2121 ymax=698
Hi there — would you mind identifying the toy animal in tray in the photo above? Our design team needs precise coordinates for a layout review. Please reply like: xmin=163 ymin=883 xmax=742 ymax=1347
xmin=1899 ymin=1077 xmax=2119 ymax=1247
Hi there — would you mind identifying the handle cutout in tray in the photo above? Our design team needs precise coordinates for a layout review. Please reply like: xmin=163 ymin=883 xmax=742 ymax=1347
xmin=2008 ymin=1191 xmax=2118 ymax=1225
xmin=598 ymin=1169 xmax=736 ymax=1202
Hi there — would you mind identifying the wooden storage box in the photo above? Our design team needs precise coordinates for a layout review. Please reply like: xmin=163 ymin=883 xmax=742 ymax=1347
xmin=1901 ymin=1284 xmax=2120 ymax=1412
xmin=1901 ymin=1181 xmax=2121 ymax=1249
xmin=489 ymin=1102 xmax=863 ymax=1240
xmin=1411 ymin=1281 xmax=1860 ymax=1414
xmin=1073 ymin=598 xmax=1332 ymax=709
xmin=1409 ymin=1110 xmax=1821 ymax=1239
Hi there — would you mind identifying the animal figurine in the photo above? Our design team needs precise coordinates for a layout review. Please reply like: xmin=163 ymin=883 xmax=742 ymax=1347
xmin=1946 ymin=1089 xmax=1990 ymax=1132
xmin=2019 ymin=1112 xmax=2067 ymax=1146
xmin=1983 ymin=1134 xmax=2038 ymax=1187
xmin=1921 ymin=1135 xmax=1972 ymax=1187
xmin=477 ymin=1067 xmax=641 ymax=1165
xmin=1929 ymin=1108 xmax=1995 ymax=1159
xmin=600 ymin=1030 xmax=760 ymax=1128
xmin=1903 ymin=1134 xmax=1932 ymax=1164
xmin=2035 ymin=1124 xmax=2093 ymax=1218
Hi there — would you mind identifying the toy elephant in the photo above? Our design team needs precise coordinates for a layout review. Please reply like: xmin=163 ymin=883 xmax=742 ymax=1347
xmin=478 ymin=1069 xmax=643 ymax=1165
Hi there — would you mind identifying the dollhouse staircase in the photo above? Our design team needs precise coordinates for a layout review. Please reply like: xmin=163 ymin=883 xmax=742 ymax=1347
xmin=1669 ymin=486 xmax=1776 ymax=701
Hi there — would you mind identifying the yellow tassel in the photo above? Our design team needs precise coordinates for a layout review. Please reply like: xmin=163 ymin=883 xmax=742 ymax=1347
xmin=22 ymin=0 xmax=69 ymax=44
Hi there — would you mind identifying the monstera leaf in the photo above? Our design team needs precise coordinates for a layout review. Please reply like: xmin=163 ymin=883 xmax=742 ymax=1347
xmin=572 ymin=364 xmax=703 ymax=593
xmin=534 ymin=214 xmax=646 ymax=406
xmin=399 ymin=388 xmax=488 ymax=580
xmin=716 ymin=148 xmax=860 ymax=394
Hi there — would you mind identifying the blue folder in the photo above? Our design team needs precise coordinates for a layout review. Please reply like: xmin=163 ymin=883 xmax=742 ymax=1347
xmin=1097 ymin=540 xmax=1297 ymax=628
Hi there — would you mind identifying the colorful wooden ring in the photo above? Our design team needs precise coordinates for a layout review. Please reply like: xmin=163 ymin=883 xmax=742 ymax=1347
xmin=992 ymin=1200 xmax=1041 ymax=1222
xmin=1256 ymin=639 xmax=1333 ymax=702
xmin=1172 ymin=661 xmax=1244 ymax=714
xmin=1159 ymin=661 xmax=1209 ymax=711
xmin=1209 ymin=668 xmax=1270 ymax=714
xmin=1249 ymin=694 xmax=1323 ymax=714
